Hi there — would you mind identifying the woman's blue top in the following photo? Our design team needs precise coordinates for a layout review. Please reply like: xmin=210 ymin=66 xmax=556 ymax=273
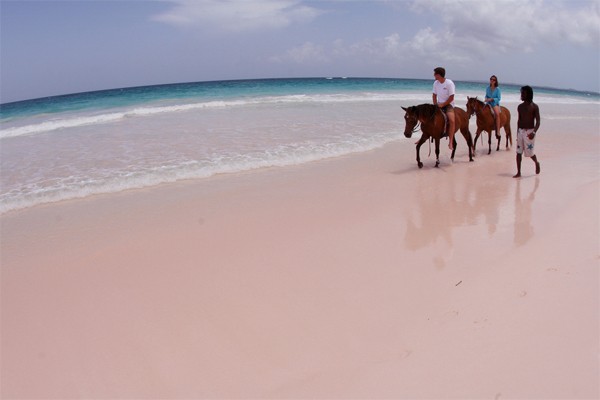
xmin=486 ymin=86 xmax=501 ymax=108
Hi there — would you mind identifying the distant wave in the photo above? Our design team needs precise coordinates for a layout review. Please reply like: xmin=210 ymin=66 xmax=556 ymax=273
xmin=0 ymin=92 xmax=431 ymax=138
xmin=2 ymin=91 xmax=597 ymax=139
xmin=0 ymin=130 xmax=404 ymax=214
xmin=1 ymin=112 xmax=128 ymax=138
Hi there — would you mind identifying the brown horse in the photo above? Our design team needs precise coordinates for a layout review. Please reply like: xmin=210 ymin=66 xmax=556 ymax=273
xmin=466 ymin=97 xmax=512 ymax=154
xmin=402 ymin=104 xmax=474 ymax=169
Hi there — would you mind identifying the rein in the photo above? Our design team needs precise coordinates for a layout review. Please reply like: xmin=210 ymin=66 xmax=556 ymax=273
xmin=426 ymin=106 xmax=439 ymax=124
xmin=470 ymin=101 xmax=489 ymax=117
xmin=469 ymin=101 xmax=497 ymax=146
xmin=425 ymin=107 xmax=439 ymax=157
xmin=408 ymin=104 xmax=439 ymax=134
xmin=408 ymin=106 xmax=440 ymax=157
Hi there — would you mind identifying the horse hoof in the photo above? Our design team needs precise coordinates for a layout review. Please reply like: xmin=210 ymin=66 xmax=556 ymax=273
xmin=418 ymin=162 xmax=423 ymax=169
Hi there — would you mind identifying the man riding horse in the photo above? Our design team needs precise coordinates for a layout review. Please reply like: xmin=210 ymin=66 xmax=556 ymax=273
xmin=432 ymin=67 xmax=456 ymax=150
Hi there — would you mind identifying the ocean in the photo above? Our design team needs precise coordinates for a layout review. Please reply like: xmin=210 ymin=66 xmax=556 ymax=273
xmin=1 ymin=77 xmax=598 ymax=214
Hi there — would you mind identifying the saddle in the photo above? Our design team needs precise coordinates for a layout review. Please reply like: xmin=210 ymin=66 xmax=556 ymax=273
xmin=440 ymin=108 xmax=449 ymax=138
xmin=488 ymin=102 xmax=505 ymax=119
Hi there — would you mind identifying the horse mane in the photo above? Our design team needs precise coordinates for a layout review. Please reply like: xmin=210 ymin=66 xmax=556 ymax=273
xmin=412 ymin=103 xmax=438 ymax=120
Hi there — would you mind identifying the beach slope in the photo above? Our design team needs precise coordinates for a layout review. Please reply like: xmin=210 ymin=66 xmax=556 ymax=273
xmin=1 ymin=115 xmax=598 ymax=398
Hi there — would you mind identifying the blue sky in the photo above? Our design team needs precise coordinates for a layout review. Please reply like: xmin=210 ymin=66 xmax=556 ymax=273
xmin=1 ymin=0 xmax=599 ymax=103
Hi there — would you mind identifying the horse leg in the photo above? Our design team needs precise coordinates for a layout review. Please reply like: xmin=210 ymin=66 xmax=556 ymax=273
xmin=505 ymin=123 xmax=512 ymax=149
xmin=450 ymin=132 xmax=457 ymax=161
xmin=487 ymin=131 xmax=492 ymax=155
xmin=450 ymin=130 xmax=460 ymax=161
xmin=434 ymin=137 xmax=441 ymax=167
xmin=473 ymin=128 xmax=482 ymax=153
xmin=496 ymin=128 xmax=501 ymax=152
xmin=415 ymin=135 xmax=427 ymax=169
xmin=461 ymin=128 xmax=475 ymax=162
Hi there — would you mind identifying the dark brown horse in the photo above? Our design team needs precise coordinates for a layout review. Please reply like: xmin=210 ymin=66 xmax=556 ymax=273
xmin=466 ymin=97 xmax=512 ymax=154
xmin=402 ymin=104 xmax=474 ymax=168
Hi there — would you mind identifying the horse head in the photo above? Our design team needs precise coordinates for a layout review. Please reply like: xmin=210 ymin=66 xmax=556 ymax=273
xmin=402 ymin=106 xmax=419 ymax=138
xmin=466 ymin=96 xmax=483 ymax=117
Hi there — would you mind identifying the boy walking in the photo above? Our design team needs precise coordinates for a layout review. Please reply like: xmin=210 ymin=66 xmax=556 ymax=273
xmin=514 ymin=86 xmax=541 ymax=178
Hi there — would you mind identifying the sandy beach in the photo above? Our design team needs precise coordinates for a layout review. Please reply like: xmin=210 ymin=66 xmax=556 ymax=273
xmin=1 ymin=108 xmax=599 ymax=398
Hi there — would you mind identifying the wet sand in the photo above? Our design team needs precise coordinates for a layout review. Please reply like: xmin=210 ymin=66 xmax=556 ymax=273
xmin=1 ymin=112 xmax=598 ymax=398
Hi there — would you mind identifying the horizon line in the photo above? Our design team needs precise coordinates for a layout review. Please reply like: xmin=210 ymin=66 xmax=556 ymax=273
xmin=2 ymin=77 xmax=598 ymax=106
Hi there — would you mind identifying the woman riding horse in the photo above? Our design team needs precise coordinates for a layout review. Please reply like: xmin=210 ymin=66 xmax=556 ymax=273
xmin=402 ymin=104 xmax=474 ymax=168
xmin=466 ymin=97 xmax=512 ymax=154
xmin=485 ymin=75 xmax=502 ymax=136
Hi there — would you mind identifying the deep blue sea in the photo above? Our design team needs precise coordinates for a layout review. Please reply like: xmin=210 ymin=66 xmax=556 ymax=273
xmin=1 ymin=77 xmax=598 ymax=213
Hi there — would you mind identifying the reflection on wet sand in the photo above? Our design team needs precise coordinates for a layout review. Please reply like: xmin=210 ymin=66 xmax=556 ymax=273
xmin=514 ymin=178 xmax=540 ymax=246
xmin=403 ymin=167 xmax=511 ymax=269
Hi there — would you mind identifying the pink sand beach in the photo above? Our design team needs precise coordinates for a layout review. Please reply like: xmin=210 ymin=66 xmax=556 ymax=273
xmin=1 ymin=105 xmax=599 ymax=398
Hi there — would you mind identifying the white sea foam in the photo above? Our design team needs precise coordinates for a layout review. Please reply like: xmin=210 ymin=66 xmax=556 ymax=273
xmin=0 ymin=112 xmax=127 ymax=138
xmin=0 ymin=92 xmax=430 ymax=139
xmin=2 ymin=80 xmax=597 ymax=215
xmin=0 ymin=129 xmax=403 ymax=214
xmin=3 ymin=92 xmax=596 ymax=139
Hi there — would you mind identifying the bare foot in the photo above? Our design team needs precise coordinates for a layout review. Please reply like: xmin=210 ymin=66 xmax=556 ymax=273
xmin=513 ymin=173 xmax=521 ymax=178
xmin=449 ymin=143 xmax=454 ymax=150
xmin=536 ymin=162 xmax=541 ymax=174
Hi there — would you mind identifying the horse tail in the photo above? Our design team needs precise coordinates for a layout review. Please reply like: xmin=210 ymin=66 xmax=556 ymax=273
xmin=504 ymin=108 xmax=513 ymax=146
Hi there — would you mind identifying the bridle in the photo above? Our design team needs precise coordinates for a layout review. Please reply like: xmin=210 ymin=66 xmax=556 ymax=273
xmin=406 ymin=106 xmax=438 ymax=134
xmin=469 ymin=99 xmax=489 ymax=117
xmin=405 ymin=115 xmax=420 ymax=135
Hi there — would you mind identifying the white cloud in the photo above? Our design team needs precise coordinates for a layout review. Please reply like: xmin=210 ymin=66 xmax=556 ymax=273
xmin=151 ymin=0 xmax=324 ymax=32
xmin=410 ymin=0 xmax=600 ymax=54
xmin=273 ymin=0 xmax=598 ymax=67
xmin=270 ymin=42 xmax=329 ymax=64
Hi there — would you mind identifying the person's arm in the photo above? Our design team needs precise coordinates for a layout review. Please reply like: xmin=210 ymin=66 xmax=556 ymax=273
xmin=433 ymin=93 xmax=437 ymax=105
xmin=528 ymin=104 xmax=541 ymax=139
xmin=517 ymin=104 xmax=524 ymax=130
xmin=486 ymin=87 xmax=500 ymax=106
xmin=533 ymin=104 xmax=540 ymax=133
xmin=485 ymin=87 xmax=492 ymax=103
xmin=439 ymin=94 xmax=454 ymax=108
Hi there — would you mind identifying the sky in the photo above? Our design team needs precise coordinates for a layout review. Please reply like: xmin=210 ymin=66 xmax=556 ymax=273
xmin=1 ymin=0 xmax=599 ymax=103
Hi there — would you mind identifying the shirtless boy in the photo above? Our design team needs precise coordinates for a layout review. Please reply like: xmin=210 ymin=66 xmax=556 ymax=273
xmin=514 ymin=85 xmax=541 ymax=178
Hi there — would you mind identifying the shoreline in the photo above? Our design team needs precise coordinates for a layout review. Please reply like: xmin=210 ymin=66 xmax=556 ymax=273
xmin=0 ymin=136 xmax=410 ymax=216
xmin=2 ymin=117 xmax=599 ymax=398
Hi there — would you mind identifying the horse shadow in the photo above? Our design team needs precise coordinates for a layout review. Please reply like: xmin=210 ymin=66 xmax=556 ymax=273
xmin=403 ymin=166 xmax=511 ymax=269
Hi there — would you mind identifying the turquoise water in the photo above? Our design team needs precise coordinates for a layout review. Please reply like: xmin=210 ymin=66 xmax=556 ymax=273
xmin=1 ymin=78 xmax=598 ymax=214
xmin=4 ymin=77 xmax=596 ymax=123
